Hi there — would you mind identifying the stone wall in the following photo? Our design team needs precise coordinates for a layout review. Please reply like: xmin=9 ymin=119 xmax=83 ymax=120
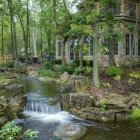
xmin=0 ymin=83 xmax=26 ymax=125
xmin=59 ymin=76 xmax=140 ymax=122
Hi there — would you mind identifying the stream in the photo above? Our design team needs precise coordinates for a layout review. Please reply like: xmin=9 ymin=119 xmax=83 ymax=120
xmin=17 ymin=76 xmax=140 ymax=140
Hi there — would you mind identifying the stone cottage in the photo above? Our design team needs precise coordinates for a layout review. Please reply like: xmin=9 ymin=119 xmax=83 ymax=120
xmin=55 ymin=0 xmax=140 ymax=66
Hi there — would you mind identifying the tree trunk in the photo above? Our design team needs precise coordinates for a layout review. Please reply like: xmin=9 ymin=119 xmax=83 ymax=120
xmin=109 ymin=37 xmax=116 ymax=66
xmin=18 ymin=15 xmax=27 ymax=60
xmin=62 ymin=38 xmax=67 ymax=65
xmin=47 ymin=29 xmax=51 ymax=61
xmin=52 ymin=0 xmax=58 ymax=60
xmin=45 ymin=27 xmax=51 ymax=62
xmin=40 ymin=30 xmax=43 ymax=63
xmin=8 ymin=0 xmax=14 ymax=60
xmin=92 ymin=24 xmax=100 ymax=87
xmin=79 ymin=35 xmax=85 ymax=67
xmin=13 ymin=20 xmax=18 ymax=65
xmin=1 ymin=9 xmax=4 ymax=59
xmin=33 ymin=29 xmax=37 ymax=57
xmin=8 ymin=0 xmax=18 ymax=62
xmin=25 ymin=0 xmax=30 ymax=61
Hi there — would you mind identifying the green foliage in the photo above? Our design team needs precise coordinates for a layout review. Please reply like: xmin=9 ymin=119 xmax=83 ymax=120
xmin=38 ymin=69 xmax=55 ymax=77
xmin=0 ymin=121 xmax=22 ymax=140
xmin=57 ymin=65 xmax=69 ymax=74
xmin=0 ymin=61 xmax=15 ymax=68
xmin=24 ymin=129 xmax=39 ymax=139
xmin=99 ymin=99 xmax=106 ymax=111
xmin=0 ymin=75 xmax=7 ymax=83
xmin=102 ymin=82 xmax=111 ymax=88
xmin=52 ymin=60 xmax=62 ymax=65
xmin=129 ymin=72 xmax=140 ymax=80
xmin=105 ymin=66 xmax=123 ymax=76
xmin=58 ymin=63 xmax=77 ymax=74
xmin=74 ymin=66 xmax=85 ymax=75
xmin=84 ymin=66 xmax=92 ymax=76
xmin=129 ymin=109 xmax=140 ymax=120
xmin=43 ymin=61 xmax=54 ymax=70
xmin=0 ymin=121 xmax=39 ymax=140
xmin=114 ymin=75 xmax=121 ymax=81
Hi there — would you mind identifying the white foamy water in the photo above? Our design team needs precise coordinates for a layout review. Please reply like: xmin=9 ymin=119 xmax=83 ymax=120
xmin=23 ymin=93 xmax=78 ymax=124
xmin=23 ymin=111 xmax=76 ymax=123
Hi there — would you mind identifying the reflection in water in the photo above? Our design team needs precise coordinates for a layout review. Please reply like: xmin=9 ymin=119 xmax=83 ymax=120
xmin=19 ymin=76 xmax=140 ymax=140
xmin=21 ymin=76 xmax=58 ymax=97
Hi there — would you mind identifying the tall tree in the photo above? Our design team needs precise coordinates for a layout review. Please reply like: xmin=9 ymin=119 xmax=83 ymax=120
xmin=7 ymin=0 xmax=18 ymax=63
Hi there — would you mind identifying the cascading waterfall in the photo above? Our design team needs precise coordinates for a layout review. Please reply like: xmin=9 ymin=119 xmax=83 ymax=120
xmin=21 ymin=77 xmax=75 ymax=124
xmin=24 ymin=93 xmax=61 ymax=114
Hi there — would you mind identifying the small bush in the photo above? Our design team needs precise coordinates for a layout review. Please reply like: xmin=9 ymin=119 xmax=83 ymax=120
xmin=43 ymin=61 xmax=54 ymax=70
xmin=102 ymin=82 xmax=111 ymax=88
xmin=0 ymin=121 xmax=22 ymax=140
xmin=99 ymin=99 xmax=106 ymax=111
xmin=74 ymin=66 xmax=85 ymax=75
xmin=84 ymin=66 xmax=92 ymax=76
xmin=105 ymin=66 xmax=123 ymax=76
xmin=114 ymin=75 xmax=121 ymax=81
xmin=52 ymin=59 xmax=62 ymax=65
xmin=59 ymin=65 xmax=69 ymax=73
xmin=24 ymin=129 xmax=39 ymax=139
xmin=67 ymin=62 xmax=78 ymax=74
xmin=129 ymin=72 xmax=140 ymax=80
xmin=38 ymin=69 xmax=55 ymax=77
xmin=0 ymin=75 xmax=7 ymax=83
xmin=0 ymin=61 xmax=15 ymax=68
xmin=129 ymin=108 xmax=140 ymax=120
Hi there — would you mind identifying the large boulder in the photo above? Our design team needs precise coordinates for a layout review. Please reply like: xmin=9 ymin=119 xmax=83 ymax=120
xmin=0 ymin=96 xmax=7 ymax=116
xmin=126 ymin=92 xmax=140 ymax=109
xmin=60 ymin=72 xmax=70 ymax=83
xmin=77 ymin=107 xmax=130 ymax=122
xmin=69 ymin=93 xmax=94 ymax=108
xmin=70 ymin=75 xmax=91 ymax=92
xmin=60 ymin=92 xmax=95 ymax=112
xmin=0 ymin=116 xmax=8 ymax=125
xmin=6 ymin=96 xmax=27 ymax=119
xmin=94 ymin=93 xmax=128 ymax=109
xmin=59 ymin=82 xmax=76 ymax=94
xmin=5 ymin=84 xmax=24 ymax=95
xmin=54 ymin=123 xmax=86 ymax=140
xmin=59 ymin=76 xmax=91 ymax=94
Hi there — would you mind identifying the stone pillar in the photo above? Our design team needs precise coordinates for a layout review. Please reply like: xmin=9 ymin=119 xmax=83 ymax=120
xmin=118 ymin=25 xmax=126 ymax=66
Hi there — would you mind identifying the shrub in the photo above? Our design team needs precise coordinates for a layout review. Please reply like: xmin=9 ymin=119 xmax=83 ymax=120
xmin=99 ymin=99 xmax=106 ymax=111
xmin=114 ymin=75 xmax=121 ymax=81
xmin=129 ymin=108 xmax=140 ymax=120
xmin=129 ymin=72 xmax=140 ymax=80
xmin=67 ymin=62 xmax=78 ymax=74
xmin=24 ymin=129 xmax=39 ymax=139
xmin=74 ymin=66 xmax=85 ymax=75
xmin=0 ymin=61 xmax=15 ymax=68
xmin=84 ymin=66 xmax=92 ymax=76
xmin=52 ymin=59 xmax=62 ymax=65
xmin=105 ymin=66 xmax=123 ymax=76
xmin=70 ymin=61 xmax=78 ymax=68
xmin=102 ymin=82 xmax=111 ymax=88
xmin=0 ymin=121 xmax=39 ymax=140
xmin=59 ymin=65 xmax=69 ymax=73
xmin=0 ymin=121 xmax=22 ymax=140
xmin=43 ymin=61 xmax=54 ymax=70
xmin=38 ymin=69 xmax=55 ymax=77
xmin=0 ymin=75 xmax=7 ymax=83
